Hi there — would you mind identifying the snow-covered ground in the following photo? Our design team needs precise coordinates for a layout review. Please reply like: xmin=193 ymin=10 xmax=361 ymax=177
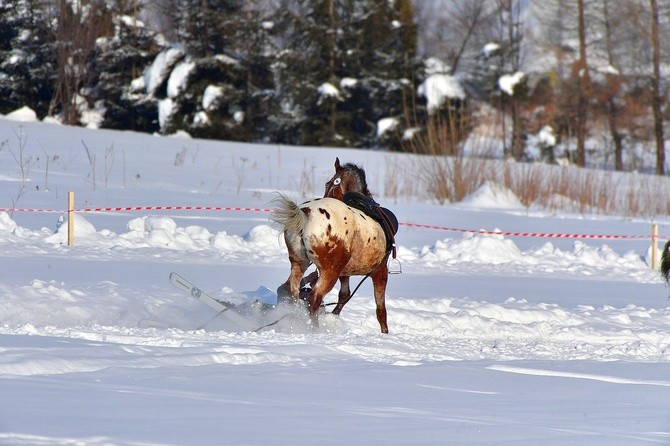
xmin=0 ymin=118 xmax=669 ymax=445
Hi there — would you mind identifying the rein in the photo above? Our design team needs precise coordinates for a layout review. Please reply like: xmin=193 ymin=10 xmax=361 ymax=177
xmin=324 ymin=248 xmax=393 ymax=307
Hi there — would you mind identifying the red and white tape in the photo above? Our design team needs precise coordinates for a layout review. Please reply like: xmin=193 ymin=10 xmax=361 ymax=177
xmin=399 ymin=222 xmax=651 ymax=240
xmin=0 ymin=206 xmax=272 ymax=213
xmin=77 ymin=205 xmax=272 ymax=213
xmin=0 ymin=205 xmax=656 ymax=240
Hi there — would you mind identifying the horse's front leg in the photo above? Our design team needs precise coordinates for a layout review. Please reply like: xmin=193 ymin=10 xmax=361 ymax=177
xmin=307 ymin=270 xmax=340 ymax=329
xmin=370 ymin=264 xmax=389 ymax=334
xmin=331 ymin=276 xmax=351 ymax=315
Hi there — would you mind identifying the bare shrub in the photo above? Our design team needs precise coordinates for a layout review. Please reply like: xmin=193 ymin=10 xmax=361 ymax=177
xmin=3 ymin=127 xmax=32 ymax=211
xmin=407 ymin=133 xmax=670 ymax=219
xmin=299 ymin=159 xmax=315 ymax=197
xmin=506 ymin=163 xmax=545 ymax=208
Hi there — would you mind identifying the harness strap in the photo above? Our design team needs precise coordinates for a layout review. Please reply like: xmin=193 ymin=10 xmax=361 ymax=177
xmin=375 ymin=208 xmax=397 ymax=259
xmin=348 ymin=249 xmax=392 ymax=301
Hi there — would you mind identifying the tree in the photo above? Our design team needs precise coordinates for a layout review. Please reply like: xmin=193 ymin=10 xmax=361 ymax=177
xmin=170 ymin=0 xmax=243 ymax=58
xmin=50 ymin=0 xmax=113 ymax=125
xmin=600 ymin=0 xmax=624 ymax=171
xmin=527 ymin=0 xmax=595 ymax=166
xmin=650 ymin=0 xmax=665 ymax=175
xmin=495 ymin=0 xmax=525 ymax=160
xmin=85 ymin=1 xmax=162 ymax=132
xmin=0 ymin=0 xmax=57 ymax=117
xmin=155 ymin=0 xmax=276 ymax=141
xmin=272 ymin=0 xmax=417 ymax=148
xmin=573 ymin=0 xmax=591 ymax=167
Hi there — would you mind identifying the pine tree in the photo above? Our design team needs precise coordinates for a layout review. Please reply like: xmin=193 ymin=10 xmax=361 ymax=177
xmin=85 ymin=2 xmax=162 ymax=132
xmin=172 ymin=0 xmax=243 ymax=58
xmin=0 ymin=0 xmax=57 ymax=117
xmin=157 ymin=0 xmax=276 ymax=141
xmin=271 ymin=0 xmax=417 ymax=148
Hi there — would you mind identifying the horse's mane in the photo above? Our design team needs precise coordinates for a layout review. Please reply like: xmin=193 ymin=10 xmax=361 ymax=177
xmin=341 ymin=162 xmax=372 ymax=197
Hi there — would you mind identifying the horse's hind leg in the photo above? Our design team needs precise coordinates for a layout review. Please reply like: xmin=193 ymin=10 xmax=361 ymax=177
xmin=277 ymin=257 xmax=310 ymax=302
xmin=331 ymin=276 xmax=351 ymax=315
xmin=277 ymin=231 xmax=310 ymax=302
xmin=370 ymin=265 xmax=389 ymax=333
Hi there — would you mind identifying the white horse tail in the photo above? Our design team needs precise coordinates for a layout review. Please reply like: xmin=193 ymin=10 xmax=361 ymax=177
xmin=270 ymin=193 xmax=306 ymax=233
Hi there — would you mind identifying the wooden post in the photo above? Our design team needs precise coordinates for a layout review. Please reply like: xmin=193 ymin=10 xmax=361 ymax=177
xmin=67 ymin=191 xmax=74 ymax=246
xmin=651 ymin=224 xmax=659 ymax=270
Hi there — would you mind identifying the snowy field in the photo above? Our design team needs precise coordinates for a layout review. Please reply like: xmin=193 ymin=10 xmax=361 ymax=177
xmin=0 ymin=116 xmax=669 ymax=445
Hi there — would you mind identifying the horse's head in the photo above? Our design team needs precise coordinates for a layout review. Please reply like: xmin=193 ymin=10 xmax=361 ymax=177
xmin=324 ymin=157 xmax=372 ymax=200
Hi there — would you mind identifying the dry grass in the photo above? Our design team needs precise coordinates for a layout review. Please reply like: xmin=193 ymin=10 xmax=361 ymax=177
xmin=398 ymin=118 xmax=670 ymax=218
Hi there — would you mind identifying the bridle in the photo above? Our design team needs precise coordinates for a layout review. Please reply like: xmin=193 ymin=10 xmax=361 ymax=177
xmin=325 ymin=176 xmax=342 ymax=199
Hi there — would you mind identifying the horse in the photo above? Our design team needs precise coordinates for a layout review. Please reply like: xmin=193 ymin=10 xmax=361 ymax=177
xmin=273 ymin=159 xmax=393 ymax=333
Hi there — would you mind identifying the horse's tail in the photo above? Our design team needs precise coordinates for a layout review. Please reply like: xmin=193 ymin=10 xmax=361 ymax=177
xmin=660 ymin=240 xmax=670 ymax=283
xmin=270 ymin=193 xmax=306 ymax=233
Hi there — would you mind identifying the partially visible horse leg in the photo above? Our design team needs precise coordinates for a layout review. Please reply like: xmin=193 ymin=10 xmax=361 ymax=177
xmin=307 ymin=269 xmax=341 ymax=329
xmin=331 ymin=276 xmax=351 ymax=315
xmin=277 ymin=230 xmax=310 ymax=302
xmin=370 ymin=264 xmax=389 ymax=333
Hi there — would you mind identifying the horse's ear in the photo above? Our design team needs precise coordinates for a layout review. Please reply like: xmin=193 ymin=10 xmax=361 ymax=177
xmin=335 ymin=157 xmax=342 ymax=172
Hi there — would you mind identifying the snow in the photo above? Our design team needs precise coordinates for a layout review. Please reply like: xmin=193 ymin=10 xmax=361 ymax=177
xmin=598 ymin=64 xmax=620 ymax=76
xmin=202 ymin=85 xmax=223 ymax=111
xmin=144 ymin=47 xmax=184 ymax=96
xmin=340 ymin=77 xmax=358 ymax=89
xmin=167 ymin=60 xmax=195 ymax=99
xmin=4 ymin=106 xmax=37 ymax=122
xmin=403 ymin=126 xmax=421 ymax=140
xmin=417 ymin=59 xmax=466 ymax=112
xmin=483 ymin=42 xmax=501 ymax=57
xmin=193 ymin=111 xmax=209 ymax=127
xmin=76 ymin=96 xmax=105 ymax=129
xmin=499 ymin=71 xmax=526 ymax=96
xmin=0 ymin=118 xmax=669 ymax=445
xmin=117 ymin=15 xmax=145 ymax=28
xmin=233 ymin=110 xmax=244 ymax=124
xmin=424 ymin=57 xmax=451 ymax=75
xmin=459 ymin=181 xmax=525 ymax=209
xmin=538 ymin=124 xmax=557 ymax=147
xmin=317 ymin=82 xmax=340 ymax=99
xmin=158 ymin=98 xmax=173 ymax=130
xmin=377 ymin=117 xmax=399 ymax=137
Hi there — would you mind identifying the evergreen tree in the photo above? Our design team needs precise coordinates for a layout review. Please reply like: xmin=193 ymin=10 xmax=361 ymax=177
xmin=0 ymin=0 xmax=57 ymax=117
xmin=172 ymin=0 xmax=243 ymax=58
xmin=271 ymin=0 xmax=417 ymax=148
xmin=158 ymin=0 xmax=276 ymax=141
xmin=85 ymin=3 xmax=162 ymax=132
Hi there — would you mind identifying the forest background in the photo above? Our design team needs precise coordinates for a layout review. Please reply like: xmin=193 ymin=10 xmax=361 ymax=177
xmin=1 ymin=0 xmax=670 ymax=176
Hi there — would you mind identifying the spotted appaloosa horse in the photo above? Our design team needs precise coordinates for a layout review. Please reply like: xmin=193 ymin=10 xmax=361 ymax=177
xmin=273 ymin=159 xmax=391 ymax=333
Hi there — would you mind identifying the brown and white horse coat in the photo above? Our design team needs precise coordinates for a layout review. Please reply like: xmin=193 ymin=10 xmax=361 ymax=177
xmin=273 ymin=195 xmax=390 ymax=333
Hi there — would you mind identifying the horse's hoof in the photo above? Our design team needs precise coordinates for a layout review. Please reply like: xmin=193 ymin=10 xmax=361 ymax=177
xmin=276 ymin=284 xmax=294 ymax=304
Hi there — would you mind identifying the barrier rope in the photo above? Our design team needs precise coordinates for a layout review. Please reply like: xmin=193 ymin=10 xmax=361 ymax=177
xmin=399 ymin=222 xmax=652 ymax=240
xmin=0 ymin=206 xmax=272 ymax=213
xmin=0 ymin=204 xmax=658 ymax=240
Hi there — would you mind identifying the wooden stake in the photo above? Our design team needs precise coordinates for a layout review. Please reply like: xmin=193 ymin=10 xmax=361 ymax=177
xmin=67 ymin=191 xmax=74 ymax=246
xmin=651 ymin=224 xmax=659 ymax=270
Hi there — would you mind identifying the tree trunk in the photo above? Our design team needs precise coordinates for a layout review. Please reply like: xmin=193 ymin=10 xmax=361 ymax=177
xmin=575 ymin=0 xmax=590 ymax=167
xmin=650 ymin=0 xmax=665 ymax=175
xmin=327 ymin=0 xmax=337 ymax=140
xmin=603 ymin=0 xmax=623 ymax=171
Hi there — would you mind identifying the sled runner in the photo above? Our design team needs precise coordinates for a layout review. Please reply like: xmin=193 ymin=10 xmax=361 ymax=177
xmin=169 ymin=272 xmax=278 ymax=330
xmin=169 ymin=272 xmax=327 ymax=332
